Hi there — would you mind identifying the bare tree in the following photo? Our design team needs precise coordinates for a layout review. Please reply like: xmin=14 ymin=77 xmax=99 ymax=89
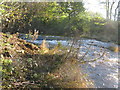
xmin=100 ymin=0 xmax=119 ymax=20
xmin=106 ymin=0 xmax=110 ymax=19
xmin=114 ymin=1 xmax=120 ymax=21
xmin=110 ymin=1 xmax=115 ymax=19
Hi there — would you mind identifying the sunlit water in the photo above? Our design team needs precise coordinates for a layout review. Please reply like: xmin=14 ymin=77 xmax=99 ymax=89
xmin=21 ymin=35 xmax=119 ymax=88
xmin=78 ymin=43 xmax=119 ymax=88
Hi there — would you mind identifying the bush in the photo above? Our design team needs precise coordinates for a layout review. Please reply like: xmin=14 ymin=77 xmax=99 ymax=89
xmin=0 ymin=33 xmax=94 ymax=88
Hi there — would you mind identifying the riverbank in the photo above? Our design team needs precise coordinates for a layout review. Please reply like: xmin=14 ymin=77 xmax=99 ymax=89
xmin=20 ymin=33 xmax=119 ymax=88
xmin=0 ymin=32 xmax=94 ymax=88
xmin=19 ymin=33 xmax=119 ymax=53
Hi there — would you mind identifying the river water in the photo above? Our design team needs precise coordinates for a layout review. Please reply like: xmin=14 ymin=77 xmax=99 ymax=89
xmin=20 ymin=35 xmax=119 ymax=88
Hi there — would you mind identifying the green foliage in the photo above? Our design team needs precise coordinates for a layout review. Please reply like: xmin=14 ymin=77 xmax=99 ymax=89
xmin=1 ymin=57 xmax=28 ymax=88
xmin=80 ymin=12 xmax=106 ymax=36
xmin=0 ymin=2 xmax=94 ymax=36
xmin=1 ymin=2 xmax=117 ymax=43
xmin=1 ymin=2 xmax=85 ymax=36
xmin=1 ymin=58 xmax=13 ymax=88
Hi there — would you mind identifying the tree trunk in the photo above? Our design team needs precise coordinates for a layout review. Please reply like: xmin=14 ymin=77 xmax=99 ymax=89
xmin=106 ymin=0 xmax=110 ymax=19
xmin=114 ymin=1 xmax=120 ymax=21
xmin=110 ymin=1 xmax=115 ymax=20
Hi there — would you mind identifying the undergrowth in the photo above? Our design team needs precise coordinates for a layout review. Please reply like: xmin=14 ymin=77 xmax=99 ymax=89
xmin=0 ymin=32 xmax=94 ymax=88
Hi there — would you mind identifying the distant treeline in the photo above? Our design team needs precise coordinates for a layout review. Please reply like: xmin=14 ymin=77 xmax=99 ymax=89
xmin=1 ymin=2 xmax=118 ymax=43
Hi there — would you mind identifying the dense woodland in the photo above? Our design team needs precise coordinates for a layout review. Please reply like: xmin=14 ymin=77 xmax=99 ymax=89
xmin=0 ymin=2 xmax=119 ymax=43
xmin=0 ymin=1 xmax=119 ymax=89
